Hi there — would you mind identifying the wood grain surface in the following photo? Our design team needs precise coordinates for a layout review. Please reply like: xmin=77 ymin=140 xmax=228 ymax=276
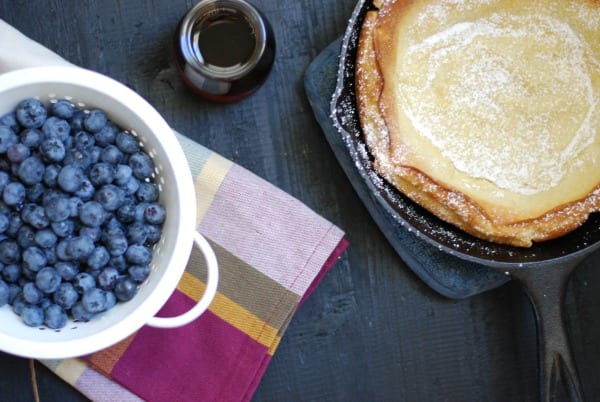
xmin=1 ymin=1 xmax=599 ymax=401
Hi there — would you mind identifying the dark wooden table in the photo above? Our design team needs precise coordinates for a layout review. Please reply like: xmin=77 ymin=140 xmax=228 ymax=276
xmin=2 ymin=1 xmax=600 ymax=401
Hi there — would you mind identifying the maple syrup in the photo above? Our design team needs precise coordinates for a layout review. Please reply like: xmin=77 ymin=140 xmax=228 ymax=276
xmin=174 ymin=0 xmax=276 ymax=102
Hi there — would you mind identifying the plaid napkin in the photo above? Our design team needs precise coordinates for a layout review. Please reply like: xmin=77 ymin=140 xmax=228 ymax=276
xmin=0 ymin=20 xmax=348 ymax=402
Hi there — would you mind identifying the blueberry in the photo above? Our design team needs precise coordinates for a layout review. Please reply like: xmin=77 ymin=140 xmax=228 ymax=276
xmin=104 ymin=233 xmax=128 ymax=257
xmin=87 ymin=246 xmax=110 ymax=270
xmin=73 ymin=130 xmax=95 ymax=149
xmin=22 ymin=246 xmax=47 ymax=272
xmin=128 ymin=264 xmax=150 ymax=283
xmin=3 ymin=182 xmax=26 ymax=206
xmin=69 ymin=109 xmax=87 ymax=131
xmin=15 ymin=98 xmax=47 ymax=129
xmin=44 ymin=304 xmax=68 ymax=329
xmin=28 ymin=205 xmax=44 ymax=220
xmin=0 ymin=240 xmax=20 ymax=264
xmin=136 ymin=182 xmax=159 ymax=202
xmin=117 ymin=203 xmax=137 ymax=223
xmin=134 ymin=202 xmax=149 ymax=222
xmin=44 ymin=195 xmax=70 ymax=222
xmin=68 ymin=196 xmax=84 ymax=218
xmin=79 ymin=201 xmax=106 ymax=227
xmin=104 ymin=217 xmax=124 ymax=233
xmin=115 ymin=131 xmax=140 ymax=153
xmin=23 ymin=205 xmax=50 ymax=229
xmin=89 ymin=146 xmax=101 ymax=163
xmin=16 ymin=225 xmax=36 ymax=248
xmin=94 ymin=122 xmax=118 ymax=146
xmin=122 ymin=176 xmax=140 ymax=196
xmin=89 ymin=162 xmax=115 ymax=186
xmin=55 ymin=262 xmax=78 ymax=281
xmin=0 ymin=279 xmax=9 ymax=307
xmin=21 ymin=203 xmax=38 ymax=221
xmin=94 ymin=184 xmax=125 ymax=211
xmin=42 ymin=116 xmax=71 ymax=141
xmin=7 ymin=283 xmax=20 ymax=303
xmin=43 ymin=164 xmax=61 ymax=188
xmin=0 ymin=171 xmax=10 ymax=193
xmin=84 ymin=109 xmax=107 ymax=133
xmin=18 ymin=156 xmax=45 ymax=185
xmin=82 ymin=287 xmax=107 ymax=313
xmin=71 ymin=301 xmax=96 ymax=322
xmin=114 ymin=164 xmax=133 ymax=186
xmin=11 ymin=294 xmax=27 ymax=316
xmin=5 ymin=213 xmax=22 ymax=237
xmin=0 ymin=213 xmax=8 ymax=233
xmin=22 ymin=282 xmax=43 ymax=304
xmin=41 ymin=189 xmax=66 ymax=206
xmin=0 ymin=112 xmax=19 ymax=132
xmin=40 ymin=137 xmax=66 ymax=162
xmin=128 ymin=152 xmax=154 ymax=180
xmin=35 ymin=266 xmax=61 ymax=294
xmin=0 ymin=125 xmax=18 ymax=154
xmin=55 ymin=239 xmax=71 ymax=261
xmin=74 ymin=178 xmax=95 ymax=201
xmin=51 ymin=220 xmax=75 ymax=238
xmin=2 ymin=264 xmax=20 ymax=283
xmin=21 ymin=304 xmax=44 ymax=327
xmin=57 ymin=165 xmax=84 ymax=193
xmin=26 ymin=183 xmax=45 ymax=203
xmin=7 ymin=143 xmax=30 ymax=163
xmin=114 ymin=277 xmax=137 ymax=302
xmin=144 ymin=203 xmax=166 ymax=225
xmin=53 ymin=282 xmax=78 ymax=309
xmin=43 ymin=247 xmax=57 ymax=266
xmin=73 ymin=272 xmax=96 ymax=294
xmin=67 ymin=236 xmax=95 ymax=260
xmin=20 ymin=128 xmax=43 ymax=148
xmin=63 ymin=147 xmax=94 ymax=171
xmin=109 ymin=255 xmax=128 ymax=272
xmin=100 ymin=145 xmax=124 ymax=165
xmin=126 ymin=221 xmax=148 ymax=245
xmin=125 ymin=245 xmax=152 ymax=265
xmin=50 ymin=99 xmax=74 ymax=119
xmin=79 ymin=226 xmax=102 ymax=242
xmin=97 ymin=267 xmax=119 ymax=290
xmin=105 ymin=291 xmax=116 ymax=310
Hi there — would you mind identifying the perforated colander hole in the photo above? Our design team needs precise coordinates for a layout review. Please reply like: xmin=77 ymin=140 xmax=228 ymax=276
xmin=35 ymin=326 xmax=65 ymax=333
xmin=157 ymin=176 xmax=165 ymax=192
xmin=129 ymin=129 xmax=145 ymax=149
xmin=154 ymin=163 xmax=162 ymax=177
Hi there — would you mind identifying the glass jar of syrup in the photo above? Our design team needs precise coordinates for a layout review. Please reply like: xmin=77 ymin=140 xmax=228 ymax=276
xmin=174 ymin=0 xmax=276 ymax=102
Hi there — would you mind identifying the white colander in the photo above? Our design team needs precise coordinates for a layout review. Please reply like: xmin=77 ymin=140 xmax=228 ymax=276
xmin=0 ymin=66 xmax=219 ymax=359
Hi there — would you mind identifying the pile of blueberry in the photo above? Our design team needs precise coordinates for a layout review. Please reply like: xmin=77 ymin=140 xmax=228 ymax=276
xmin=0 ymin=97 xmax=166 ymax=329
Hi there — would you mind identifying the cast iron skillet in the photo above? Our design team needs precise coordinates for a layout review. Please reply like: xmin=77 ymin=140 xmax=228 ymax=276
xmin=330 ymin=1 xmax=600 ymax=401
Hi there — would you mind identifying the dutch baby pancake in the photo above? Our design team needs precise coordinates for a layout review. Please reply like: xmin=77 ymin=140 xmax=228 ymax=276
xmin=356 ymin=0 xmax=600 ymax=247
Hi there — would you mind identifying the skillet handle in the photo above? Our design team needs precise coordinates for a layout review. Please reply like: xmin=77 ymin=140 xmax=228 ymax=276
xmin=511 ymin=262 xmax=583 ymax=402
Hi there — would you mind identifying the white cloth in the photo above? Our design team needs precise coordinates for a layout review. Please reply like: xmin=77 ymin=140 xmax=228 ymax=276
xmin=0 ymin=19 xmax=72 ymax=73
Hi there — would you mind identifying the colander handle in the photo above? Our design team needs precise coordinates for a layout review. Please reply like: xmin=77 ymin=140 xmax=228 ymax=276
xmin=145 ymin=232 xmax=219 ymax=328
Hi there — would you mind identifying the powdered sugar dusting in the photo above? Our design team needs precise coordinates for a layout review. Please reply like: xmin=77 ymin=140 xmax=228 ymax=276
xmin=397 ymin=12 xmax=600 ymax=195
xmin=417 ymin=0 xmax=494 ymax=25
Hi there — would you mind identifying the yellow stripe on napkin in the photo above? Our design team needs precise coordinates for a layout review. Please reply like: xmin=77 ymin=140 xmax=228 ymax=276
xmin=178 ymin=272 xmax=281 ymax=353
xmin=194 ymin=153 xmax=232 ymax=225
